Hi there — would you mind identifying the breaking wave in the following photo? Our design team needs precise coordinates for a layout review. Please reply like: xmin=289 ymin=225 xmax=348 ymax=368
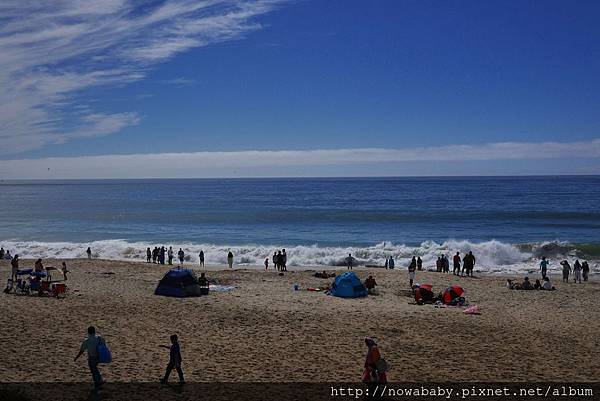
xmin=1 ymin=239 xmax=597 ymax=274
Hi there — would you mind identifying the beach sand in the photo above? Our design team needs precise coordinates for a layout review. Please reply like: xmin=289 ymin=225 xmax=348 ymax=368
xmin=0 ymin=258 xmax=598 ymax=384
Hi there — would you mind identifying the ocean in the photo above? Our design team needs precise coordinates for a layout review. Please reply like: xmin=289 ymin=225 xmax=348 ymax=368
xmin=1 ymin=176 xmax=599 ymax=273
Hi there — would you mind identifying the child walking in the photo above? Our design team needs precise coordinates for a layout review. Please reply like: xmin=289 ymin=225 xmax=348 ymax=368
xmin=160 ymin=334 xmax=184 ymax=384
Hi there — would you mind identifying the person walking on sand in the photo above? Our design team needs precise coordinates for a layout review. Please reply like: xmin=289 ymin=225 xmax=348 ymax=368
xmin=11 ymin=254 xmax=19 ymax=282
xmin=362 ymin=337 xmax=387 ymax=386
xmin=408 ymin=256 xmax=417 ymax=287
xmin=561 ymin=260 xmax=571 ymax=283
xmin=178 ymin=248 xmax=185 ymax=265
xmin=74 ymin=326 xmax=105 ymax=388
xmin=227 ymin=251 xmax=234 ymax=269
xmin=86 ymin=247 xmax=92 ymax=260
xmin=61 ymin=261 xmax=69 ymax=281
xmin=346 ymin=253 xmax=355 ymax=270
xmin=417 ymin=256 xmax=423 ymax=271
xmin=573 ymin=260 xmax=582 ymax=283
xmin=582 ymin=261 xmax=590 ymax=282
xmin=539 ymin=256 xmax=549 ymax=279
xmin=199 ymin=250 xmax=205 ymax=267
xmin=264 ymin=257 xmax=269 ymax=270
xmin=453 ymin=252 xmax=461 ymax=276
xmin=160 ymin=334 xmax=184 ymax=384
xmin=146 ymin=247 xmax=152 ymax=263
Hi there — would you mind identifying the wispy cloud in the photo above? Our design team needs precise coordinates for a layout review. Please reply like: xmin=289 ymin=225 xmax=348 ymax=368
xmin=1 ymin=139 xmax=598 ymax=179
xmin=0 ymin=0 xmax=280 ymax=154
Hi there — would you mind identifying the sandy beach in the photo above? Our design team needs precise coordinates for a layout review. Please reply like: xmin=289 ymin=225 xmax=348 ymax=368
xmin=1 ymin=258 xmax=599 ymax=384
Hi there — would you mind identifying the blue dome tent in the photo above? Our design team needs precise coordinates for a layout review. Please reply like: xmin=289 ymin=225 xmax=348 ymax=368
xmin=330 ymin=272 xmax=368 ymax=298
xmin=155 ymin=268 xmax=202 ymax=297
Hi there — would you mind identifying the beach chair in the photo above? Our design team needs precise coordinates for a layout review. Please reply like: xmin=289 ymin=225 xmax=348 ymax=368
xmin=51 ymin=283 xmax=67 ymax=299
xmin=15 ymin=278 xmax=29 ymax=295
xmin=40 ymin=280 xmax=51 ymax=295
xmin=29 ymin=279 xmax=41 ymax=294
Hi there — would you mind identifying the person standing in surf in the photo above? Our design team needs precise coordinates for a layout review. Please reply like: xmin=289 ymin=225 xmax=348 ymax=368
xmin=281 ymin=249 xmax=287 ymax=271
xmin=539 ymin=256 xmax=549 ymax=279
xmin=86 ymin=247 xmax=92 ymax=260
xmin=346 ymin=253 xmax=355 ymax=270
xmin=408 ymin=256 xmax=417 ymax=287
xmin=416 ymin=256 xmax=423 ymax=271
xmin=146 ymin=247 xmax=152 ymax=263
xmin=561 ymin=260 xmax=571 ymax=283
xmin=573 ymin=260 xmax=582 ymax=283
xmin=168 ymin=247 xmax=174 ymax=265
xmin=178 ymin=248 xmax=185 ymax=265
xmin=582 ymin=261 xmax=590 ymax=282
xmin=453 ymin=252 xmax=461 ymax=276
xmin=199 ymin=250 xmax=205 ymax=267
xmin=227 ymin=251 xmax=234 ymax=269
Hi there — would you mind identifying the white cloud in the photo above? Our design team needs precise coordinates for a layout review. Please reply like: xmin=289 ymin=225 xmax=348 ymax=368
xmin=0 ymin=0 xmax=280 ymax=154
xmin=1 ymin=139 xmax=598 ymax=179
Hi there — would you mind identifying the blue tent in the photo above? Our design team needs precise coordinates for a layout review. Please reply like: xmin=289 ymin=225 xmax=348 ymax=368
xmin=154 ymin=268 xmax=202 ymax=297
xmin=330 ymin=272 xmax=368 ymax=298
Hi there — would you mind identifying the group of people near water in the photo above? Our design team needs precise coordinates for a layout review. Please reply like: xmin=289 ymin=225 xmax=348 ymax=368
xmin=266 ymin=249 xmax=287 ymax=271
xmin=556 ymin=258 xmax=590 ymax=283
xmin=146 ymin=246 xmax=187 ymax=265
xmin=435 ymin=251 xmax=477 ymax=276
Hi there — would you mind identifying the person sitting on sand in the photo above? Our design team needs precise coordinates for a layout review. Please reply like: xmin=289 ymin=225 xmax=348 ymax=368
xmin=364 ymin=275 xmax=377 ymax=294
xmin=4 ymin=250 xmax=11 ymax=260
xmin=198 ymin=272 xmax=208 ymax=287
xmin=542 ymin=277 xmax=556 ymax=291
xmin=582 ymin=261 xmax=589 ymax=282
xmin=160 ymin=334 xmax=184 ymax=384
xmin=362 ymin=337 xmax=387 ymax=385
xmin=521 ymin=277 xmax=534 ymax=290
xmin=34 ymin=258 xmax=44 ymax=273
xmin=534 ymin=279 xmax=542 ymax=290
xmin=561 ymin=260 xmax=571 ymax=283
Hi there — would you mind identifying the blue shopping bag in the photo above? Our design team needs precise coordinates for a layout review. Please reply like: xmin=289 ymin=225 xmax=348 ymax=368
xmin=97 ymin=339 xmax=112 ymax=364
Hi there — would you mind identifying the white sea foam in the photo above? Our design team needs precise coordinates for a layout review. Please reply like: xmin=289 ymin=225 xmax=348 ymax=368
xmin=1 ymin=239 xmax=597 ymax=275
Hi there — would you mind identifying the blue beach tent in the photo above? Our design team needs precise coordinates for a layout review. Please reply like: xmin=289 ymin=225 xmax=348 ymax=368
xmin=154 ymin=268 xmax=202 ymax=297
xmin=330 ymin=272 xmax=368 ymax=298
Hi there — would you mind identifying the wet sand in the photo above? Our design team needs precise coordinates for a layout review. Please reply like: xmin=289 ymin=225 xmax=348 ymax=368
xmin=1 ymin=258 xmax=599 ymax=383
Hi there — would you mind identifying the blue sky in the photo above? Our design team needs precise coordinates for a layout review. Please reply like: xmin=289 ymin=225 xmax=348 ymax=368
xmin=0 ymin=0 xmax=599 ymax=178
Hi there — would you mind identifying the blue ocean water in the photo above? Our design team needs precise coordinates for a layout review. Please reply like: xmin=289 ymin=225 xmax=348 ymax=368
xmin=1 ymin=176 xmax=599 ymax=270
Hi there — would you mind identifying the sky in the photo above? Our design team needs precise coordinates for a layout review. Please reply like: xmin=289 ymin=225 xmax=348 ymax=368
xmin=0 ymin=0 xmax=599 ymax=178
